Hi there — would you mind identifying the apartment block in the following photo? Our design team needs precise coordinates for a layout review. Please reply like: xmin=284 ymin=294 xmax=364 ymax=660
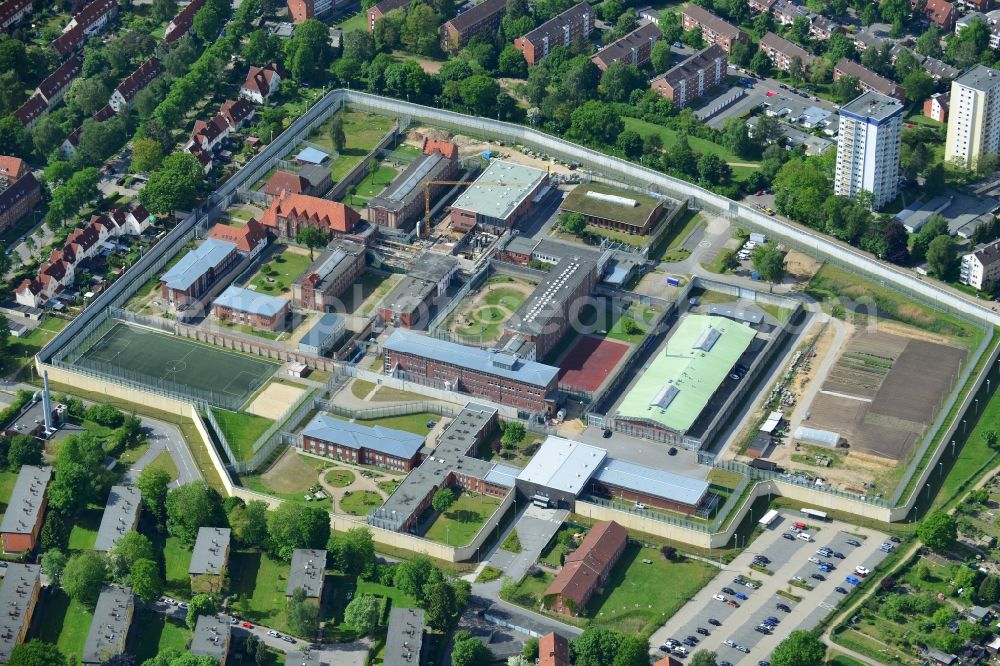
xmin=680 ymin=4 xmax=747 ymax=53
xmin=440 ymin=0 xmax=505 ymax=52
xmin=591 ymin=23 xmax=661 ymax=71
xmin=961 ymin=239 xmax=1000 ymax=289
xmin=514 ymin=3 xmax=594 ymax=65
xmin=945 ymin=65 xmax=1000 ymax=169
xmin=650 ymin=45 xmax=728 ymax=109
xmin=759 ymin=31 xmax=813 ymax=72
xmin=834 ymin=91 xmax=904 ymax=210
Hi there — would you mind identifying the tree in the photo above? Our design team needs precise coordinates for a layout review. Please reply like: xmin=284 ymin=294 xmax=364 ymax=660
xmin=452 ymin=631 xmax=492 ymax=666
xmin=432 ymin=487 xmax=456 ymax=513
xmin=267 ymin=503 xmax=330 ymax=561
xmin=401 ymin=2 xmax=440 ymax=56
xmin=751 ymin=244 xmax=786 ymax=284
xmin=296 ymin=225 xmax=327 ymax=260
xmin=137 ymin=467 xmax=171 ymax=524
xmin=612 ymin=636 xmax=651 ymax=666
xmin=916 ymin=24 xmax=942 ymax=57
xmin=86 ymin=404 xmax=124 ymax=428
xmin=129 ymin=558 xmax=163 ymax=603
xmin=903 ymin=70 xmax=933 ymax=104
xmin=600 ymin=62 xmax=644 ymax=103
xmin=343 ymin=593 xmax=381 ymax=635
xmin=650 ymin=40 xmax=672 ymax=73
xmin=918 ymin=512 xmax=958 ymax=551
xmin=32 ymin=116 xmax=66 ymax=157
xmin=329 ymin=116 xmax=346 ymax=153
xmin=132 ymin=138 xmax=164 ymax=173
xmin=984 ymin=430 xmax=999 ymax=450
xmin=285 ymin=19 xmax=333 ymax=83
xmin=690 ymin=650 xmax=718 ymax=666
xmin=458 ymin=75 xmax=500 ymax=116
xmin=926 ymin=234 xmax=958 ymax=280
xmin=8 ymin=640 xmax=67 ymax=666
xmin=698 ymin=153 xmax=731 ymax=185
xmin=151 ymin=0 xmax=178 ymax=22
xmin=186 ymin=594 xmax=217 ymax=630
xmin=63 ymin=552 xmax=108 ymax=606
xmin=165 ymin=482 xmax=227 ymax=544
xmin=228 ymin=499 xmax=270 ymax=548
xmin=570 ymin=101 xmax=622 ymax=145
xmin=8 ymin=435 xmax=42 ymax=469
xmin=394 ymin=556 xmax=440 ymax=602
xmin=523 ymin=638 xmax=539 ymax=660
xmin=978 ymin=574 xmax=1000 ymax=604
xmin=831 ymin=74 xmax=860 ymax=103
xmin=498 ymin=46 xmax=527 ymax=78
xmin=0 ymin=117 xmax=30 ymax=158
xmin=749 ymin=49 xmax=771 ymax=77
xmin=194 ymin=4 xmax=225 ymax=41
xmin=244 ymin=29 xmax=281 ymax=66
xmin=573 ymin=629 xmax=623 ymax=666
xmin=287 ymin=587 xmax=321 ymax=636
xmin=107 ymin=532 xmax=155 ymax=582
xmin=139 ymin=152 xmax=205 ymax=215
xmin=562 ymin=212 xmax=587 ymax=236
xmin=771 ymin=632 xmax=825 ymax=666
xmin=425 ymin=581 xmax=457 ymax=630
xmin=41 ymin=549 xmax=68 ymax=586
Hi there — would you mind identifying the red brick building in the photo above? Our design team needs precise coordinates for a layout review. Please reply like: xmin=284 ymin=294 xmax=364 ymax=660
xmin=0 ymin=466 xmax=52 ymax=555
xmin=212 ymin=285 xmax=289 ymax=331
xmin=440 ymin=0 xmax=505 ymax=53
xmin=382 ymin=329 xmax=559 ymax=416
xmin=834 ymin=58 xmax=905 ymax=100
xmin=291 ymin=238 xmax=366 ymax=311
xmin=0 ymin=156 xmax=41 ymax=236
xmin=759 ymin=31 xmax=814 ymax=72
xmin=544 ymin=521 xmax=627 ymax=616
xmin=160 ymin=238 xmax=240 ymax=307
xmin=538 ymin=633 xmax=570 ymax=666
xmin=206 ymin=218 xmax=268 ymax=257
xmin=924 ymin=91 xmax=949 ymax=123
xmin=681 ymin=4 xmax=747 ymax=53
xmin=300 ymin=414 xmax=425 ymax=471
xmin=514 ymin=2 xmax=594 ymax=65
xmin=591 ymin=23 xmax=661 ymax=71
xmin=260 ymin=192 xmax=361 ymax=240
xmin=367 ymin=0 xmax=414 ymax=31
xmin=650 ymin=44 xmax=727 ymax=109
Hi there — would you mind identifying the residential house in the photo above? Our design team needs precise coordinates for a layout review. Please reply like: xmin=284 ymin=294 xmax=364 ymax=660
xmin=189 ymin=527 xmax=231 ymax=594
xmin=809 ymin=14 xmax=839 ymax=39
xmin=219 ymin=98 xmax=256 ymax=130
xmin=773 ymin=0 xmax=808 ymax=25
xmin=759 ymin=31 xmax=814 ymax=72
xmin=51 ymin=24 xmax=86 ymax=56
xmin=538 ymin=632 xmax=570 ymax=666
xmin=384 ymin=608 xmax=426 ymax=666
xmin=591 ymin=23 xmax=661 ymax=71
xmin=961 ymin=238 xmax=1000 ymax=289
xmin=919 ymin=0 xmax=957 ymax=30
xmin=514 ymin=3 xmax=594 ymax=65
xmin=64 ymin=0 xmax=118 ymax=36
xmin=240 ymin=63 xmax=287 ymax=104
xmin=18 ymin=52 xmax=86 ymax=128
xmin=81 ymin=585 xmax=134 ymax=665
xmin=0 ymin=466 xmax=52 ymax=554
xmin=924 ymin=91 xmax=949 ymax=122
xmin=109 ymin=58 xmax=162 ymax=112
xmin=0 ymin=155 xmax=41 ymax=236
xmin=440 ymin=0 xmax=505 ymax=52
xmin=680 ymin=4 xmax=747 ymax=53
xmin=544 ymin=521 xmax=628 ymax=615
xmin=0 ymin=0 xmax=33 ymax=30
xmin=260 ymin=192 xmax=361 ymax=240
xmin=650 ymin=45 xmax=728 ymax=109
xmin=13 ymin=95 xmax=47 ymax=129
xmin=189 ymin=115 xmax=231 ymax=153
xmin=834 ymin=58 xmax=905 ymax=100
xmin=164 ymin=0 xmax=206 ymax=42
xmin=0 ymin=565 xmax=41 ymax=663
xmin=748 ymin=0 xmax=777 ymax=13
xmin=287 ymin=0 xmax=333 ymax=22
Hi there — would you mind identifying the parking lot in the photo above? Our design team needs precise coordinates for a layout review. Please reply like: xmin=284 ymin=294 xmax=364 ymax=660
xmin=649 ymin=510 xmax=892 ymax=664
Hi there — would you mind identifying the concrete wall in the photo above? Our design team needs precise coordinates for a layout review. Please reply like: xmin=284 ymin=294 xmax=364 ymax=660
xmin=574 ymin=500 xmax=714 ymax=548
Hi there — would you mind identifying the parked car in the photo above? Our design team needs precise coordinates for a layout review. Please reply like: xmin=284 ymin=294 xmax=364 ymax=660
xmin=735 ymin=592 xmax=748 ymax=600
xmin=835 ymin=586 xmax=848 ymax=594
xmin=889 ymin=536 xmax=901 ymax=543
xmin=808 ymin=556 xmax=820 ymax=564
xmin=811 ymin=573 xmax=825 ymax=581
xmin=713 ymin=594 xmax=726 ymax=602
xmin=733 ymin=577 xmax=745 ymax=586
xmin=746 ymin=581 xmax=760 ymax=589
xmin=724 ymin=640 xmax=736 ymax=648
xmin=726 ymin=600 xmax=740 ymax=608
xmin=765 ymin=616 xmax=779 ymax=625
xmin=736 ymin=645 xmax=750 ymax=654
xmin=668 ymin=447 xmax=678 ymax=456
xmin=722 ymin=588 xmax=736 ymax=595
xmin=855 ymin=566 xmax=870 ymax=576
xmin=776 ymin=603 xmax=791 ymax=612
xmin=267 ymin=630 xmax=280 ymax=637
xmin=697 ymin=628 xmax=710 ymax=636
xmin=241 ymin=622 xmax=253 ymax=629
xmin=846 ymin=539 xmax=861 ymax=547
xmin=845 ymin=575 xmax=860 ymax=585
xmin=833 ymin=551 xmax=845 ymax=559
xmin=709 ymin=618 xmax=722 ymax=626
xmin=782 ymin=533 xmax=796 ymax=541
xmin=602 ymin=429 xmax=612 ymax=438
xmin=817 ymin=548 xmax=832 ymax=557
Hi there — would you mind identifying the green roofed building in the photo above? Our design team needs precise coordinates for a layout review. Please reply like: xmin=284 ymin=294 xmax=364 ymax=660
xmin=616 ymin=314 xmax=755 ymax=437
xmin=560 ymin=182 xmax=669 ymax=236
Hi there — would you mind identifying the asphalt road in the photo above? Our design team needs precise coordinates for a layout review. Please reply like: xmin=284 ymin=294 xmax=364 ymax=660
xmin=649 ymin=510 xmax=891 ymax=664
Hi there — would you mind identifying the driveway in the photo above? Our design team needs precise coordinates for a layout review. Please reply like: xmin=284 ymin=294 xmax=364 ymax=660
xmin=486 ymin=506 xmax=568 ymax=583
xmin=649 ymin=510 xmax=891 ymax=663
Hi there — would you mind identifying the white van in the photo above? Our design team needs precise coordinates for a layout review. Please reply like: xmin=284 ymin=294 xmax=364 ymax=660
xmin=673 ymin=646 xmax=689 ymax=656
xmin=797 ymin=532 xmax=813 ymax=542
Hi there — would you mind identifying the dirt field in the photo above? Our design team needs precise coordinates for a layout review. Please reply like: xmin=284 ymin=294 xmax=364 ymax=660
xmin=261 ymin=448 xmax=319 ymax=493
xmin=783 ymin=250 xmax=822 ymax=285
xmin=555 ymin=335 xmax=631 ymax=393
xmin=247 ymin=381 xmax=307 ymax=419
xmin=445 ymin=276 xmax=536 ymax=346
xmin=406 ymin=126 xmax=580 ymax=175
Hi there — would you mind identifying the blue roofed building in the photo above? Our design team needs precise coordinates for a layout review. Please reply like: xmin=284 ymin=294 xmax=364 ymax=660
xmin=382 ymin=329 xmax=560 ymax=416
xmin=298 ymin=313 xmax=346 ymax=356
xmin=300 ymin=414 xmax=426 ymax=471
xmin=160 ymin=238 xmax=240 ymax=307
xmin=212 ymin=285 xmax=289 ymax=331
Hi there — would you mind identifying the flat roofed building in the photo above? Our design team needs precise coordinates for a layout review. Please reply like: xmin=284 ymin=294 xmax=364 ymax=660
xmin=81 ymin=585 xmax=134 ymax=665
xmin=440 ymin=0 xmax=506 ymax=52
xmin=544 ymin=520 xmax=627 ymax=615
xmin=0 ymin=564 xmax=40 ymax=662
xmin=291 ymin=239 xmax=366 ymax=311
xmin=680 ymin=4 xmax=747 ymax=52
xmin=385 ymin=607 xmax=425 ymax=666
xmin=383 ymin=329 xmax=559 ymax=415
xmin=591 ymin=22 xmax=661 ymax=71
xmin=514 ymin=2 xmax=594 ymax=65
xmin=212 ymin=285 xmax=289 ymax=331
xmin=834 ymin=91 xmax=904 ymax=210
xmin=366 ymin=149 xmax=459 ymax=230
xmin=616 ymin=314 xmax=755 ymax=436
xmin=160 ymin=238 xmax=239 ymax=307
xmin=538 ymin=632 xmax=570 ymax=666
xmin=449 ymin=160 xmax=548 ymax=231
xmin=515 ymin=436 xmax=607 ymax=507
xmin=190 ymin=527 xmax=231 ymax=593
xmin=298 ymin=313 xmax=346 ymax=356
xmin=0 ymin=465 xmax=52 ymax=554
xmin=286 ymin=549 xmax=326 ymax=600
xmin=191 ymin=614 xmax=231 ymax=665
xmin=560 ymin=182 xmax=667 ymax=236
xmin=377 ymin=252 xmax=458 ymax=329
xmin=651 ymin=44 xmax=728 ymax=109
xmin=589 ymin=457 xmax=709 ymax=514
xmin=946 ymin=65 xmax=1000 ymax=168
xmin=300 ymin=415 xmax=425 ymax=471
xmin=94 ymin=486 xmax=141 ymax=552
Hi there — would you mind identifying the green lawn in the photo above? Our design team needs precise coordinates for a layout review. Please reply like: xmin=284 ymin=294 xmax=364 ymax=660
xmin=336 ymin=10 xmax=367 ymax=31
xmin=325 ymin=574 xmax=417 ymax=641
xmin=357 ymin=272 xmax=400 ymax=315
xmin=342 ymin=165 xmax=398 ymax=206
xmin=147 ymin=449 xmax=180 ymax=482
xmin=2 ymin=316 xmax=69 ymax=378
xmin=326 ymin=468 xmax=356 ymax=487
xmin=0 ymin=470 xmax=19 ymax=518
xmin=622 ymin=117 xmax=760 ymax=179
xmin=351 ymin=379 xmax=377 ymax=399
xmin=229 ymin=550 xmax=293 ymax=634
xmin=356 ymin=412 xmax=439 ymax=435
xmin=653 ymin=211 xmax=702 ymax=260
xmin=68 ymin=507 xmax=102 ymax=553
xmin=930 ymin=389 xmax=1000 ymax=512
xmin=249 ymin=246 xmax=313 ymax=296
xmin=586 ymin=545 xmax=717 ymax=637
xmin=577 ymin=300 xmax=656 ymax=344
xmin=309 ymin=112 xmax=396 ymax=185
xmin=131 ymin=609 xmax=190 ymax=663
xmin=210 ymin=408 xmax=275 ymax=461
xmin=163 ymin=536 xmax=194 ymax=599
xmin=339 ymin=490 xmax=382 ymax=515
xmin=423 ymin=492 xmax=502 ymax=547
xmin=30 ymin=589 xmax=94 ymax=664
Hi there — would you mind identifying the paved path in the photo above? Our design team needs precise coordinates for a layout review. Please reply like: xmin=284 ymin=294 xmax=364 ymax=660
xmin=485 ymin=506 xmax=568 ymax=584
